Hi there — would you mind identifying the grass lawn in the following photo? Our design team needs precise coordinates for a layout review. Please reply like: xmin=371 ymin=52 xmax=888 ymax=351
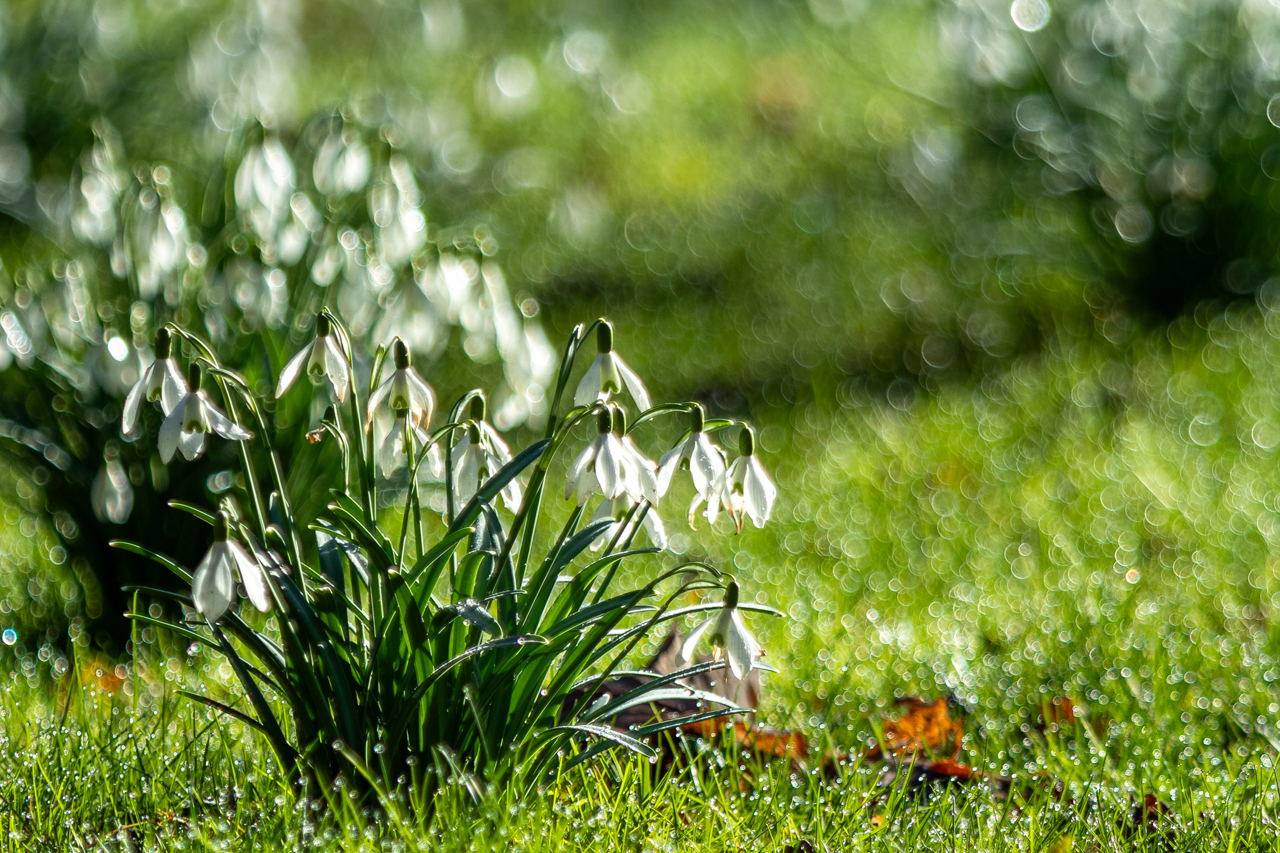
xmin=4 ymin=302 xmax=1280 ymax=850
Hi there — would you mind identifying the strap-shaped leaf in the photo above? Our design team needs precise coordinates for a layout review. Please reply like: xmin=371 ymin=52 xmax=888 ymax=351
xmin=582 ymin=687 xmax=746 ymax=724
xmin=168 ymin=500 xmax=216 ymax=525
xmin=210 ymin=623 xmax=297 ymax=765
xmin=542 ymin=723 xmax=658 ymax=759
xmin=109 ymin=540 xmax=192 ymax=583
xmin=542 ymin=589 xmax=648 ymax=640
xmin=438 ymin=598 xmax=501 ymax=637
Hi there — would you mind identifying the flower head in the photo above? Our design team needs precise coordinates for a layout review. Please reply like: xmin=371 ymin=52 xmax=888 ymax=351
xmin=452 ymin=395 xmax=521 ymax=510
xmin=378 ymin=412 xmax=433 ymax=478
xmin=159 ymin=365 xmax=252 ymax=463
xmin=122 ymin=328 xmax=187 ymax=435
xmin=611 ymin=405 xmax=659 ymax=505
xmin=719 ymin=426 xmax=777 ymax=531
xmin=573 ymin=320 xmax=651 ymax=412
xmin=275 ymin=313 xmax=351 ymax=403
xmin=367 ymin=339 xmax=435 ymax=431
xmin=192 ymin=514 xmax=273 ymax=623
xmin=680 ymin=581 xmax=761 ymax=680
xmin=565 ymin=407 xmax=636 ymax=506
xmin=657 ymin=404 xmax=726 ymax=527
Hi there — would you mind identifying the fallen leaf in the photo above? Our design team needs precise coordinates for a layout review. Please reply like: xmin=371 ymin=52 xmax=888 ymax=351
xmin=865 ymin=696 xmax=964 ymax=762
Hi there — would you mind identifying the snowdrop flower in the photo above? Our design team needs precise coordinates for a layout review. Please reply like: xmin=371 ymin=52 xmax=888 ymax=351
xmin=367 ymin=339 xmax=435 ymax=430
xmin=452 ymin=396 xmax=520 ymax=510
xmin=122 ymin=328 xmax=187 ymax=435
xmin=657 ymin=404 xmax=726 ymax=526
xmin=589 ymin=494 xmax=667 ymax=552
xmin=91 ymin=445 xmax=133 ymax=524
xmin=192 ymin=514 xmax=273 ymax=623
xmin=159 ymin=366 xmax=253 ymax=463
xmin=275 ymin=313 xmax=351 ymax=402
xmin=573 ymin=320 xmax=651 ymax=411
xmin=565 ymin=408 xmax=636 ymax=506
xmin=610 ymin=405 xmax=659 ymax=505
xmin=680 ymin=581 xmax=761 ymax=680
xmin=719 ymin=426 xmax=777 ymax=531
xmin=379 ymin=413 xmax=431 ymax=478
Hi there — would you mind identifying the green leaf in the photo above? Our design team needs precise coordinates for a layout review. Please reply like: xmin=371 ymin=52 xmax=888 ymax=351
xmin=168 ymin=500 xmax=216 ymax=525
xmin=542 ymin=723 xmax=658 ymax=759
xmin=109 ymin=540 xmax=192 ymax=583
xmin=439 ymin=598 xmax=501 ymax=637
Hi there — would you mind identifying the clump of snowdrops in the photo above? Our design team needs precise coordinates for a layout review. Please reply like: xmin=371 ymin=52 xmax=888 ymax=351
xmin=112 ymin=315 xmax=779 ymax=806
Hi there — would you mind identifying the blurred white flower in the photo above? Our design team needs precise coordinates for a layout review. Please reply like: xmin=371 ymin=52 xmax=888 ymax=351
xmin=609 ymin=405 xmax=659 ymax=505
xmin=91 ymin=447 xmax=133 ymax=524
xmin=565 ymin=408 xmax=635 ymax=506
xmin=122 ymin=328 xmax=187 ymax=435
xmin=679 ymin=581 xmax=761 ymax=680
xmin=718 ymin=426 xmax=777 ymax=531
xmin=159 ymin=367 xmax=252 ymax=463
xmin=192 ymin=515 xmax=273 ymax=623
xmin=573 ymin=320 xmax=650 ymax=411
xmin=275 ymin=313 xmax=350 ymax=402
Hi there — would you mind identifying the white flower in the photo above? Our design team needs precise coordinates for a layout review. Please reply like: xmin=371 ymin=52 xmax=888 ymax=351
xmin=657 ymin=405 xmax=726 ymax=526
xmin=452 ymin=400 xmax=521 ymax=509
xmin=573 ymin=320 xmax=651 ymax=411
xmin=607 ymin=405 xmax=660 ymax=505
xmin=367 ymin=339 xmax=435 ymax=430
xmin=159 ymin=367 xmax=253 ymax=463
xmin=91 ymin=447 xmax=133 ymax=524
xmin=565 ymin=408 xmax=636 ymax=506
xmin=589 ymin=495 xmax=667 ymax=552
xmin=275 ymin=314 xmax=351 ymax=403
xmin=192 ymin=516 xmax=273 ymax=623
xmin=680 ymin=582 xmax=761 ymax=680
xmin=122 ymin=328 xmax=187 ymax=435
xmin=719 ymin=427 xmax=777 ymax=531
xmin=378 ymin=413 xmax=432 ymax=478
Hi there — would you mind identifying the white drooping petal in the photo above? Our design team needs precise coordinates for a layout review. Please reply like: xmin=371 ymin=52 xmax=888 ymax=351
xmin=641 ymin=506 xmax=667 ymax=550
xmin=275 ymin=342 xmax=312 ymax=399
xmin=744 ymin=457 xmax=776 ymax=527
xmin=122 ymin=368 xmax=149 ymax=435
xmin=573 ymin=354 xmax=605 ymax=408
xmin=407 ymin=371 xmax=436 ymax=427
xmin=158 ymin=404 xmax=184 ymax=463
xmin=615 ymin=355 xmax=651 ymax=412
xmin=230 ymin=540 xmax=273 ymax=613
xmin=323 ymin=337 xmax=350 ymax=402
xmin=565 ymin=441 xmax=597 ymax=500
xmin=366 ymin=378 xmax=392 ymax=427
xmin=623 ymin=437 xmax=659 ymax=504
xmin=454 ymin=437 xmax=480 ymax=507
xmin=202 ymin=395 xmax=252 ymax=440
xmin=689 ymin=434 xmax=723 ymax=496
xmin=724 ymin=609 xmax=758 ymax=680
xmin=178 ymin=426 xmax=207 ymax=461
xmin=192 ymin=544 xmax=235 ymax=623
xmin=160 ymin=360 xmax=188 ymax=414
xmin=656 ymin=442 xmax=686 ymax=497
xmin=379 ymin=419 xmax=405 ymax=477
xmin=679 ymin=616 xmax=715 ymax=665
xmin=588 ymin=498 xmax=621 ymax=552
xmin=595 ymin=434 xmax=623 ymax=498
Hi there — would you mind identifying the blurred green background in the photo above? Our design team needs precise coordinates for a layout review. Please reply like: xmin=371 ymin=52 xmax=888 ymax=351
xmin=3 ymin=0 xmax=1280 ymax=739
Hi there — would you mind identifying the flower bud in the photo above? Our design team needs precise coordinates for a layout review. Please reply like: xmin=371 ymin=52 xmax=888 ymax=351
xmin=188 ymin=363 xmax=202 ymax=389
xmin=723 ymin=580 xmax=739 ymax=609
xmin=316 ymin=314 xmax=331 ymax=337
xmin=739 ymin=426 xmax=755 ymax=457
xmin=596 ymin=320 xmax=613 ymax=354
xmin=610 ymin=403 xmax=628 ymax=435
xmin=155 ymin=327 xmax=171 ymax=360
xmin=469 ymin=393 xmax=487 ymax=422
xmin=393 ymin=339 xmax=410 ymax=370
xmin=214 ymin=512 xmax=229 ymax=542
xmin=596 ymin=407 xmax=613 ymax=435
